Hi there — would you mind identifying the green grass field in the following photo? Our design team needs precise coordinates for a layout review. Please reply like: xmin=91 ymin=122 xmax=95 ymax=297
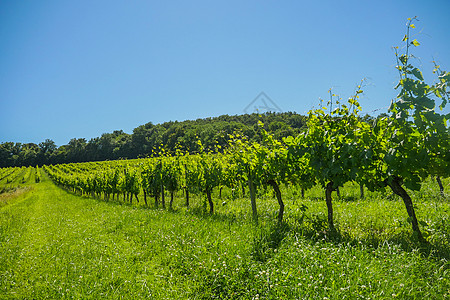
xmin=1 ymin=172 xmax=449 ymax=299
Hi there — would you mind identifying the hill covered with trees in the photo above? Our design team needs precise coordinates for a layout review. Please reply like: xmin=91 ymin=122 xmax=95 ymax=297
xmin=1 ymin=112 xmax=307 ymax=167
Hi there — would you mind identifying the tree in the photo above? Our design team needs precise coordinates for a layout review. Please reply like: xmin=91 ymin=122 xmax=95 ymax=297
xmin=66 ymin=138 xmax=87 ymax=163
xmin=38 ymin=139 xmax=57 ymax=165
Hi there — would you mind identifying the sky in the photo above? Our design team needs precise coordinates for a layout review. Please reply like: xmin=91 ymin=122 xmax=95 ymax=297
xmin=1 ymin=0 xmax=449 ymax=146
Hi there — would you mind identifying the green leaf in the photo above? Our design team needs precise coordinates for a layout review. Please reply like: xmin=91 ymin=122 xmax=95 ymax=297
xmin=411 ymin=39 xmax=420 ymax=46
xmin=404 ymin=176 xmax=421 ymax=191
xmin=423 ymin=98 xmax=436 ymax=110
xmin=434 ymin=88 xmax=442 ymax=98
xmin=283 ymin=136 xmax=294 ymax=145
xmin=411 ymin=68 xmax=424 ymax=81
xmin=439 ymin=72 xmax=450 ymax=82
xmin=399 ymin=54 xmax=408 ymax=65
xmin=419 ymin=220 xmax=428 ymax=227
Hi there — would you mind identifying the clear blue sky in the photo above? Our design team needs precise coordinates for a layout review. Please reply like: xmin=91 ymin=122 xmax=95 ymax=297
xmin=1 ymin=0 xmax=449 ymax=146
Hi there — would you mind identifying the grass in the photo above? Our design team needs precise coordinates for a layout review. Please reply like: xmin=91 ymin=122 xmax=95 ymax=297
xmin=0 ymin=173 xmax=449 ymax=299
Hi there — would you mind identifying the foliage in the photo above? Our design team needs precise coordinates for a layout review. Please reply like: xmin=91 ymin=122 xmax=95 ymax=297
xmin=385 ymin=17 xmax=450 ymax=189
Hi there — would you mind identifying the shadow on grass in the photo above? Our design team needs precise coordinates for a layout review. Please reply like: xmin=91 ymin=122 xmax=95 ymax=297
xmin=185 ymin=204 xmax=252 ymax=226
xmin=251 ymin=221 xmax=291 ymax=262
xmin=343 ymin=231 xmax=450 ymax=260
xmin=339 ymin=195 xmax=359 ymax=202
xmin=289 ymin=212 xmax=450 ymax=261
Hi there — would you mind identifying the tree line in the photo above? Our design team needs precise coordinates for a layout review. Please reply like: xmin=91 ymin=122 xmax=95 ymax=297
xmin=0 ymin=112 xmax=309 ymax=167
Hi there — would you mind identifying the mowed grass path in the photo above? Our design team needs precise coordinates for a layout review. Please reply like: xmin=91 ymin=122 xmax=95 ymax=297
xmin=0 ymin=176 xmax=244 ymax=299
xmin=1 ymin=174 xmax=449 ymax=299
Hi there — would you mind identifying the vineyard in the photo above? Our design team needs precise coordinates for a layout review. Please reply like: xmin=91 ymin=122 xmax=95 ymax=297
xmin=1 ymin=157 xmax=449 ymax=298
xmin=0 ymin=165 xmax=41 ymax=206
xmin=1 ymin=18 xmax=449 ymax=298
